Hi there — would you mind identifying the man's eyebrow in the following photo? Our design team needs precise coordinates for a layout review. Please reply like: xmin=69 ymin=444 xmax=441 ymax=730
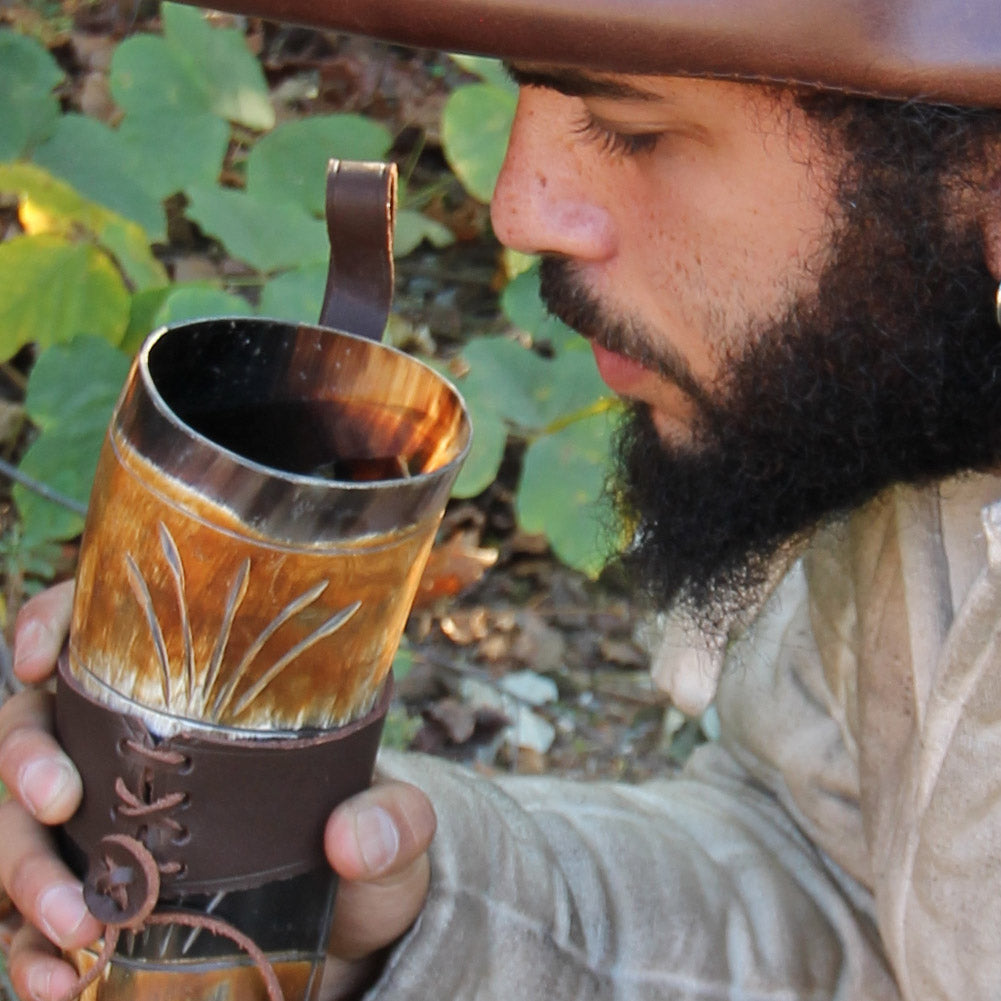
xmin=504 ymin=63 xmax=662 ymax=101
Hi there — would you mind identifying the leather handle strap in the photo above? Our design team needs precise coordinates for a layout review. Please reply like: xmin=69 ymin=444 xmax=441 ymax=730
xmin=318 ymin=159 xmax=397 ymax=341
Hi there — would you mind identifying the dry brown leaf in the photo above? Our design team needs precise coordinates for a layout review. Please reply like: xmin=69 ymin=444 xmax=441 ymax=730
xmin=413 ymin=532 xmax=498 ymax=609
xmin=511 ymin=612 xmax=567 ymax=672
xmin=507 ymin=529 xmax=550 ymax=556
xmin=425 ymin=696 xmax=477 ymax=743
xmin=515 ymin=747 xmax=548 ymax=775
xmin=477 ymin=633 xmax=510 ymax=663
xmin=439 ymin=607 xmax=491 ymax=645
xmin=598 ymin=637 xmax=649 ymax=669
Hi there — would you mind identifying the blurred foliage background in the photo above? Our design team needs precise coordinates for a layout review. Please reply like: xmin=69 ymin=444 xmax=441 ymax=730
xmin=0 ymin=1 xmax=624 ymax=617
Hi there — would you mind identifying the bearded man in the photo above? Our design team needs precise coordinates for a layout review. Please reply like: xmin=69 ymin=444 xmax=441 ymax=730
xmin=1 ymin=2 xmax=1001 ymax=1000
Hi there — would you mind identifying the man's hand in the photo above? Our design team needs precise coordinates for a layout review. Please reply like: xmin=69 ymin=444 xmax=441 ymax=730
xmin=0 ymin=582 xmax=435 ymax=1001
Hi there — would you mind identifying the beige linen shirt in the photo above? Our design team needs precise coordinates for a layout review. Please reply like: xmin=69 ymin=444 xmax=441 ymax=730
xmin=369 ymin=473 xmax=1001 ymax=1000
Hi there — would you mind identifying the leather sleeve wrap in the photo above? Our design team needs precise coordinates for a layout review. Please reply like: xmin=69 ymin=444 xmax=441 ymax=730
xmin=55 ymin=659 xmax=389 ymax=897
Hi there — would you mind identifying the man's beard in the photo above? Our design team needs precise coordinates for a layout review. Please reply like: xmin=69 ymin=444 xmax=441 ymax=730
xmin=539 ymin=147 xmax=1001 ymax=633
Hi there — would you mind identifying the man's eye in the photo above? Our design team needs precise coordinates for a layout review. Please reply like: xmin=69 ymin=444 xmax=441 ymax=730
xmin=573 ymin=112 xmax=661 ymax=157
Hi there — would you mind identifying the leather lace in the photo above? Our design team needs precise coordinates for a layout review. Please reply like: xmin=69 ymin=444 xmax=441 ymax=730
xmin=56 ymin=737 xmax=286 ymax=1001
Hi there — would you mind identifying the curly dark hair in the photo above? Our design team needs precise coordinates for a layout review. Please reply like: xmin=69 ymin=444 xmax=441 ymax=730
xmin=797 ymin=90 xmax=1001 ymax=211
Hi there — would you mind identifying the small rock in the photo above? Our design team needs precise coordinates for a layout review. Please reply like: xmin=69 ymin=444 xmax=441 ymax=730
xmin=460 ymin=677 xmax=556 ymax=754
xmin=499 ymin=669 xmax=558 ymax=707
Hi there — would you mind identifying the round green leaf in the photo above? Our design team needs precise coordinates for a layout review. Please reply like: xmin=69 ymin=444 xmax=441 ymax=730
xmin=451 ymin=394 xmax=506 ymax=499
xmin=441 ymin=83 xmax=516 ymax=203
xmin=118 ymin=109 xmax=229 ymax=200
xmin=110 ymin=33 xmax=211 ymax=118
xmin=534 ymin=350 xmax=612 ymax=428
xmin=394 ymin=209 xmax=454 ymax=258
xmin=0 ymin=161 xmax=166 ymax=291
xmin=32 ymin=115 xmax=165 ymax=239
xmin=457 ymin=336 xmax=553 ymax=431
xmin=501 ymin=265 xmax=580 ymax=353
xmin=0 ymin=236 xmax=130 ymax=357
xmin=110 ymin=4 xmax=274 ymax=131
xmin=152 ymin=285 xmax=255 ymax=327
xmin=246 ymin=116 xmax=392 ymax=217
xmin=16 ymin=337 xmax=132 ymax=546
xmin=184 ymin=184 xmax=328 ymax=273
xmin=516 ymin=410 xmax=620 ymax=577
xmin=0 ymin=29 xmax=63 ymax=161
xmin=122 ymin=286 xmax=172 ymax=354
xmin=259 ymin=263 xmax=328 ymax=324
xmin=23 ymin=336 xmax=131 ymax=431
xmin=161 ymin=2 xmax=274 ymax=131
xmin=456 ymin=334 xmax=612 ymax=448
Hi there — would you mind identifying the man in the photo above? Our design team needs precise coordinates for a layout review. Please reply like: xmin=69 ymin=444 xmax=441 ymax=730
xmin=1 ymin=1 xmax=1001 ymax=999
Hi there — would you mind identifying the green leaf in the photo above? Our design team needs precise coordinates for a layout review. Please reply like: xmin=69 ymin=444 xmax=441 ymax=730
xmin=259 ymin=263 xmax=327 ymax=323
xmin=122 ymin=285 xmax=172 ymax=354
xmin=441 ymin=83 xmax=516 ymax=203
xmin=0 ymin=235 xmax=130 ymax=357
xmin=16 ymin=337 xmax=132 ymax=546
xmin=392 ymin=637 xmax=413 ymax=680
xmin=124 ymin=285 xmax=254 ymax=357
xmin=457 ymin=336 xmax=557 ymax=431
xmin=534 ymin=351 xmax=613 ymax=428
xmin=246 ymin=116 xmax=392 ymax=217
xmin=161 ymin=3 xmax=274 ymax=131
xmin=448 ymin=54 xmax=517 ymax=93
xmin=110 ymin=4 xmax=274 ymax=131
xmin=394 ymin=208 xmax=454 ymax=258
xmin=111 ymin=33 xmax=210 ymax=117
xmin=96 ymin=217 xmax=168 ymax=292
xmin=380 ymin=705 xmax=422 ymax=750
xmin=501 ymin=265 xmax=581 ymax=353
xmin=0 ymin=29 xmax=63 ymax=161
xmin=185 ymin=184 xmax=328 ymax=273
xmin=516 ymin=410 xmax=620 ymax=577
xmin=152 ymin=284 xmax=255 ymax=327
xmin=117 ymin=109 xmax=229 ymax=200
xmin=0 ymin=161 xmax=166 ymax=290
xmin=450 ymin=392 xmax=507 ymax=498
xmin=23 ymin=337 xmax=130 ymax=431
xmin=31 ymin=114 xmax=166 ymax=239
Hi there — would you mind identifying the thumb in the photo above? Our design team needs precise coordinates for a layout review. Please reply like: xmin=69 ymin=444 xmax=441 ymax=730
xmin=325 ymin=781 xmax=435 ymax=961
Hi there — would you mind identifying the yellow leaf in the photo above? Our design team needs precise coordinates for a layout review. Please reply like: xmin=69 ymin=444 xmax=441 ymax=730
xmin=0 ymin=162 xmax=166 ymax=291
xmin=19 ymin=196 xmax=61 ymax=235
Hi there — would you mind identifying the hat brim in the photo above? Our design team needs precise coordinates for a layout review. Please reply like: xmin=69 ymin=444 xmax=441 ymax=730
xmin=200 ymin=0 xmax=1001 ymax=108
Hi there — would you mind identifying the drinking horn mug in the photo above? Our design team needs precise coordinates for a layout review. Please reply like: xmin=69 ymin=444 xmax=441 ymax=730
xmin=52 ymin=160 xmax=471 ymax=1001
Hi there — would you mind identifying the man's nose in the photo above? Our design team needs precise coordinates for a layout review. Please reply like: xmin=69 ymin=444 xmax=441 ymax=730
xmin=490 ymin=90 xmax=617 ymax=261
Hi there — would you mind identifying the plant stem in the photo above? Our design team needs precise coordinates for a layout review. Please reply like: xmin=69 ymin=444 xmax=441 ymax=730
xmin=0 ymin=457 xmax=87 ymax=516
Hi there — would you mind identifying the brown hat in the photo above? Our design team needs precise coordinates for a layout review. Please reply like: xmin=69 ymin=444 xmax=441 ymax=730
xmin=200 ymin=0 xmax=1001 ymax=108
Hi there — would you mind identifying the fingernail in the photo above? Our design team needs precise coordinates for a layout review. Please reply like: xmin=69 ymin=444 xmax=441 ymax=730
xmin=37 ymin=883 xmax=89 ymax=944
xmin=12 ymin=619 xmax=44 ymax=673
xmin=355 ymin=805 xmax=399 ymax=875
xmin=20 ymin=758 xmax=76 ymax=817
xmin=27 ymin=966 xmax=50 ymax=1001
